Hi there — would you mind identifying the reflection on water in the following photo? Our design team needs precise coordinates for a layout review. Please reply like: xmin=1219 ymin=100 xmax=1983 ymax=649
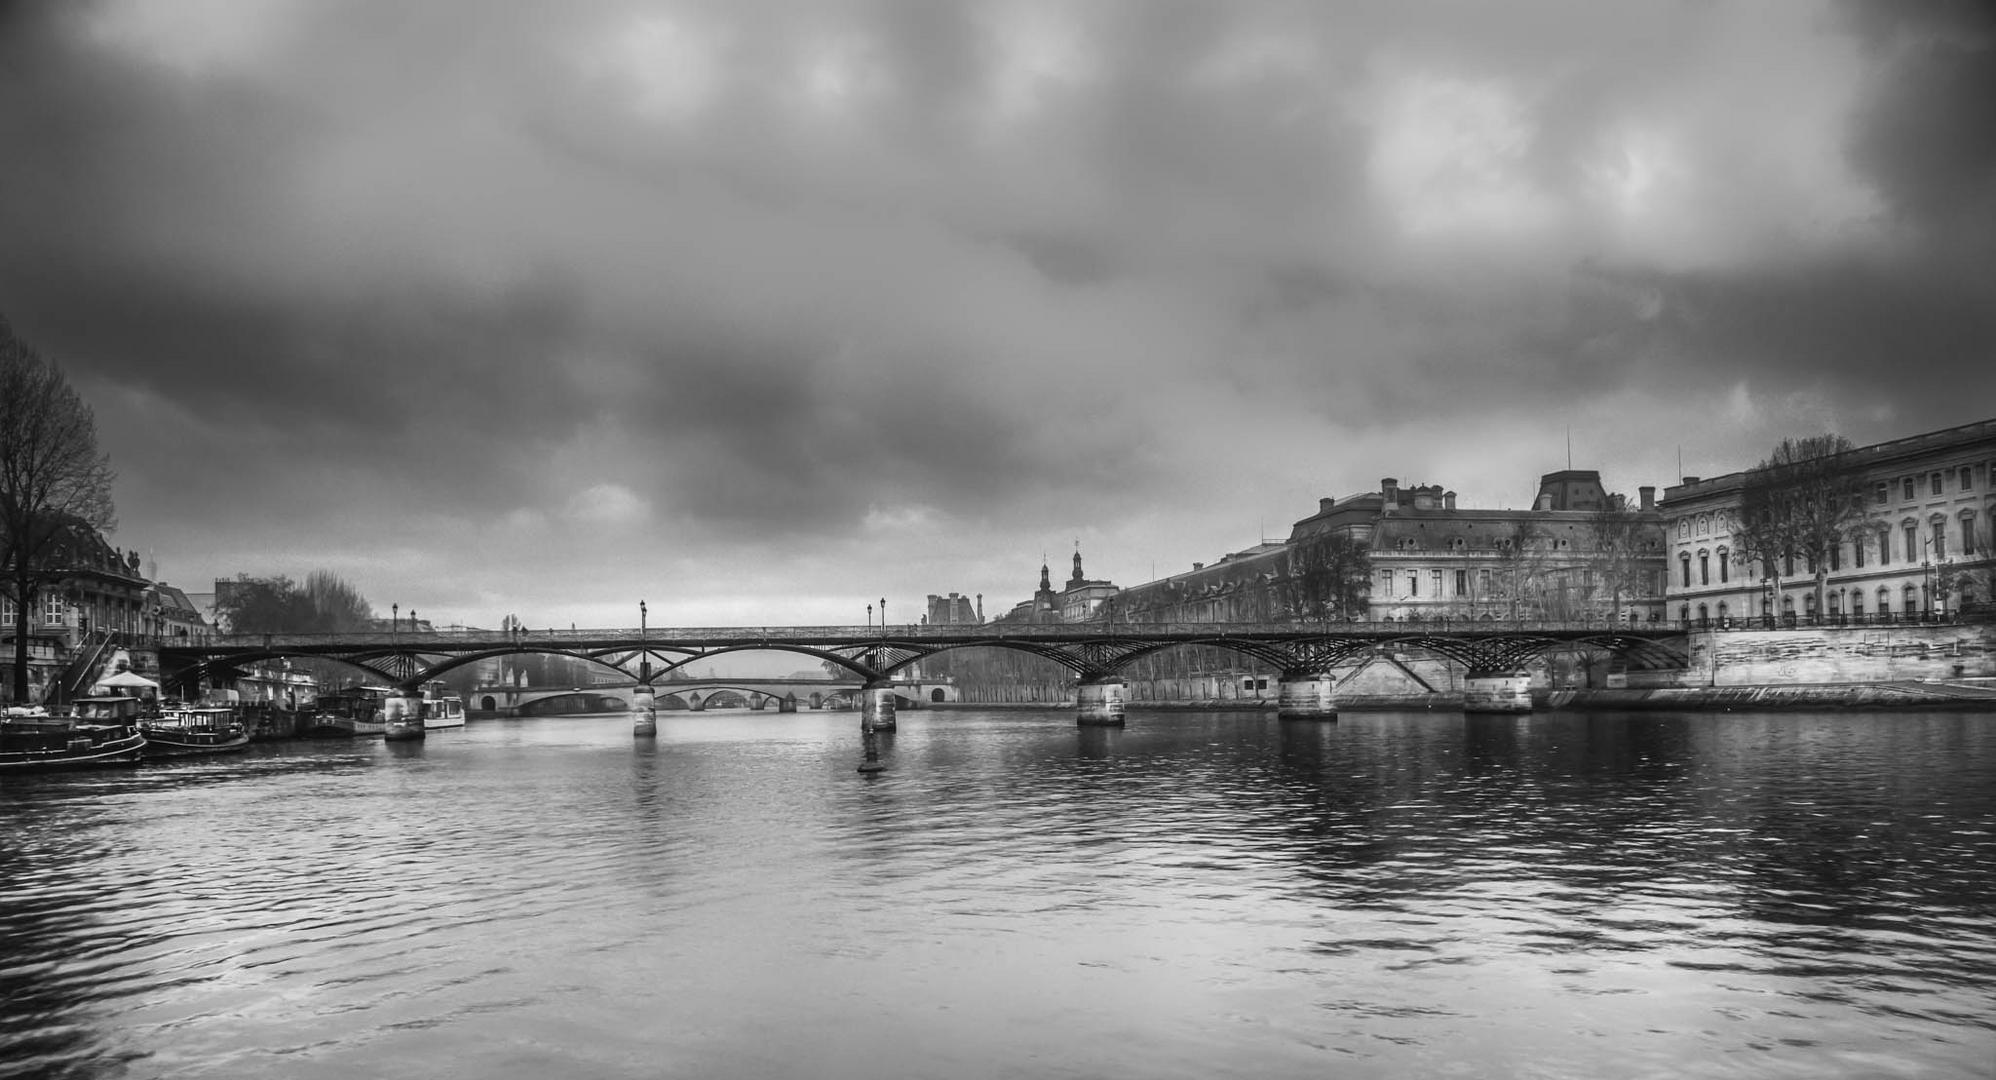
xmin=2 ymin=710 xmax=1993 ymax=1079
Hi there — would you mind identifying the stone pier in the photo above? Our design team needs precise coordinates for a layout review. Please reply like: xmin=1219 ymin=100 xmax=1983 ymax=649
xmin=1276 ymin=673 xmax=1337 ymax=720
xmin=632 ymin=685 xmax=657 ymax=737
xmin=860 ymin=680 xmax=897 ymax=732
xmin=1076 ymin=675 xmax=1127 ymax=726
xmin=1462 ymin=670 xmax=1532 ymax=713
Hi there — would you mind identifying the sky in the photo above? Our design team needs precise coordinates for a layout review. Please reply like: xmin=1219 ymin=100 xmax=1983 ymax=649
xmin=2 ymin=0 xmax=1993 ymax=632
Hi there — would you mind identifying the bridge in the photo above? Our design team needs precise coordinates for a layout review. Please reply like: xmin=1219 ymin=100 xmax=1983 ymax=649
xmin=470 ymin=676 xmax=956 ymax=716
xmin=160 ymin=619 xmax=1688 ymax=727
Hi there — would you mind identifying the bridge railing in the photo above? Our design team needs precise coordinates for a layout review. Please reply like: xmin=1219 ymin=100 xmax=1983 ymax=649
xmin=188 ymin=617 xmax=1710 ymax=651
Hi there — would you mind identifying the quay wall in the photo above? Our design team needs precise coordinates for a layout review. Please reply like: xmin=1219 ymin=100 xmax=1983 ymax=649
xmin=1685 ymin=624 xmax=1996 ymax=686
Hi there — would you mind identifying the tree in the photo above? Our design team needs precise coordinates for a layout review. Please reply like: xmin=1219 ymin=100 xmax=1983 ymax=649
xmin=1 ymin=317 xmax=115 ymax=703
xmin=215 ymin=571 xmax=374 ymax=634
xmin=1284 ymin=531 xmax=1371 ymax=621
xmin=1588 ymin=496 xmax=1658 ymax=623
xmin=1735 ymin=435 xmax=1865 ymax=622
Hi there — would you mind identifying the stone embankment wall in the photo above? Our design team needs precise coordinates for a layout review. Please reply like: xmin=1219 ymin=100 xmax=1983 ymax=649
xmin=1684 ymin=624 xmax=1996 ymax=686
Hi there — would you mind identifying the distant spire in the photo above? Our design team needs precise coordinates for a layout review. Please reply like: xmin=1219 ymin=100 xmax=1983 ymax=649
xmin=1039 ymin=553 xmax=1050 ymax=593
xmin=1071 ymin=539 xmax=1084 ymax=585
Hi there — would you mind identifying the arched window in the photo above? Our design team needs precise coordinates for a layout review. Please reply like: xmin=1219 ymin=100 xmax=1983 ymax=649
xmin=1904 ymin=583 xmax=1919 ymax=614
xmin=1696 ymin=603 xmax=1709 ymax=624
xmin=1679 ymin=604 xmax=1691 ymax=622
xmin=1961 ymin=509 xmax=1979 ymax=556
xmin=1850 ymin=591 xmax=1864 ymax=617
xmin=1717 ymin=601 xmax=1729 ymax=623
xmin=1878 ymin=586 xmax=1891 ymax=614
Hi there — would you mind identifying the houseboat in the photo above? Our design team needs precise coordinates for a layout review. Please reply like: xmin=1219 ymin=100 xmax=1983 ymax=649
xmin=303 ymin=687 xmax=391 ymax=737
xmin=140 ymin=705 xmax=251 ymax=757
xmin=2 ymin=698 xmax=147 ymax=772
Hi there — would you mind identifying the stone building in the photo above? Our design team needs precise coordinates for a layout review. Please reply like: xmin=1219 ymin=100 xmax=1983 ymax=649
xmin=0 ymin=516 xmax=155 ymax=704
xmin=1661 ymin=418 xmax=1996 ymax=625
xmin=924 ymin=591 xmax=982 ymax=625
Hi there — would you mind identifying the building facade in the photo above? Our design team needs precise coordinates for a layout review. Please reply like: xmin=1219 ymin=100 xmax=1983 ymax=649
xmin=1661 ymin=419 xmax=1996 ymax=624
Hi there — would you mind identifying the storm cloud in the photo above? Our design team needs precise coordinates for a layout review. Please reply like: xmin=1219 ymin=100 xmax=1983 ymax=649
xmin=2 ymin=0 xmax=1991 ymax=627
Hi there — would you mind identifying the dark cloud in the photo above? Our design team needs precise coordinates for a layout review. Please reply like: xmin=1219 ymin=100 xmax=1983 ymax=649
xmin=3 ymin=0 xmax=1993 ymax=625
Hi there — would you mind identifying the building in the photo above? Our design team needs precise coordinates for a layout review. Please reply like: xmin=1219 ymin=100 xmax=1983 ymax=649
xmin=1100 ymin=472 xmax=1667 ymax=628
xmin=0 ymin=516 xmax=156 ymax=705
xmin=1661 ymin=418 xmax=1996 ymax=624
xmin=924 ymin=592 xmax=983 ymax=625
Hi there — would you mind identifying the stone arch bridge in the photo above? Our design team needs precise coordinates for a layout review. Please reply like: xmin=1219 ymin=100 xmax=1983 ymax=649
xmin=161 ymin=620 xmax=1687 ymax=723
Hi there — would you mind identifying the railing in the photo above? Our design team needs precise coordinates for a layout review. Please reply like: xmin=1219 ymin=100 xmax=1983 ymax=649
xmin=186 ymin=618 xmax=1697 ymax=651
xmin=1684 ymin=611 xmax=1966 ymax=631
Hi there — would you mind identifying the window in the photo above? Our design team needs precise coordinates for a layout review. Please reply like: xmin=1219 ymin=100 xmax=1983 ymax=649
xmin=1697 ymin=603 xmax=1709 ymax=623
xmin=1931 ymin=519 xmax=1947 ymax=559
xmin=1905 ymin=523 xmax=1918 ymax=562
xmin=1784 ymin=552 xmax=1796 ymax=576
xmin=1963 ymin=514 xmax=1978 ymax=556
xmin=1850 ymin=591 xmax=1864 ymax=617
xmin=1454 ymin=569 xmax=1467 ymax=596
xmin=42 ymin=594 xmax=64 ymax=626
xmin=1878 ymin=587 xmax=1891 ymax=614
xmin=1408 ymin=572 xmax=1419 ymax=597
xmin=1903 ymin=477 xmax=1916 ymax=500
xmin=1379 ymin=570 xmax=1394 ymax=597
xmin=1479 ymin=568 xmax=1492 ymax=595
xmin=1931 ymin=472 xmax=1944 ymax=496
xmin=1879 ymin=528 xmax=1891 ymax=566
xmin=1680 ymin=604 xmax=1691 ymax=622
xmin=1680 ymin=553 xmax=1692 ymax=587
xmin=1873 ymin=481 xmax=1889 ymax=504
xmin=1699 ymin=553 xmax=1710 ymax=585
xmin=1961 ymin=466 xmax=1974 ymax=491
xmin=1718 ymin=550 xmax=1730 ymax=582
xmin=1853 ymin=537 xmax=1865 ymax=568
xmin=1829 ymin=543 xmax=1841 ymax=572
xmin=1430 ymin=570 xmax=1443 ymax=598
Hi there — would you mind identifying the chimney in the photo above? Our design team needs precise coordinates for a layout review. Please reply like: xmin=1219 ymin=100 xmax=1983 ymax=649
xmin=1381 ymin=477 xmax=1399 ymax=511
xmin=1639 ymin=486 xmax=1655 ymax=511
xmin=1682 ymin=476 xmax=1700 ymax=485
xmin=1444 ymin=491 xmax=1456 ymax=510
xmin=1192 ymin=562 xmax=1205 ymax=571
xmin=1319 ymin=497 xmax=1335 ymax=514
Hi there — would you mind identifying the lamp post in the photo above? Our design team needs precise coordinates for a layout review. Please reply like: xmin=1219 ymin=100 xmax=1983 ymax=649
xmin=639 ymin=600 xmax=649 ymax=681
xmin=866 ymin=603 xmax=873 ymax=627
xmin=392 ymin=603 xmax=399 ymax=635
xmin=880 ymin=597 xmax=887 ymax=626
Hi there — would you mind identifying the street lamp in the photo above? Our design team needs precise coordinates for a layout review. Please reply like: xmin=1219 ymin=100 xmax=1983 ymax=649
xmin=639 ymin=600 xmax=650 ymax=681
xmin=867 ymin=603 xmax=873 ymax=627
xmin=392 ymin=603 xmax=399 ymax=634
xmin=880 ymin=597 xmax=887 ymax=626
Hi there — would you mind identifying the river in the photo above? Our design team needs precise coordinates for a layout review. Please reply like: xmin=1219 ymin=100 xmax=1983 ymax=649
xmin=2 ymin=708 xmax=1992 ymax=1079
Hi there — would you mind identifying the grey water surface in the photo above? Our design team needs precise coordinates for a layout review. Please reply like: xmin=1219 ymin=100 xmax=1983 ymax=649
xmin=2 ymin=709 xmax=1992 ymax=1079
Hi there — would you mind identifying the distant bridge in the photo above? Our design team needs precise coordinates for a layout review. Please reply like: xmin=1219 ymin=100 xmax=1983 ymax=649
xmin=159 ymin=620 xmax=1687 ymax=696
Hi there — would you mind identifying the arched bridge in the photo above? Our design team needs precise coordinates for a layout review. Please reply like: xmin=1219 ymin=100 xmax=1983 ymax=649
xmin=159 ymin=620 xmax=1688 ymax=696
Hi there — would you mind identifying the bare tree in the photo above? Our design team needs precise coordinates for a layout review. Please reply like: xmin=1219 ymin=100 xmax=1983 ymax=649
xmin=1284 ymin=531 xmax=1372 ymax=622
xmin=1735 ymin=435 xmax=1864 ymax=621
xmin=1 ymin=317 xmax=116 ymax=703
xmin=1587 ymin=496 xmax=1657 ymax=623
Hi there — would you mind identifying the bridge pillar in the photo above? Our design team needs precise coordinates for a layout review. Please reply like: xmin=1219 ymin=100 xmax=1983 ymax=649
xmin=1463 ymin=669 xmax=1533 ymax=714
xmin=1277 ymin=673 xmax=1337 ymax=720
xmin=779 ymin=694 xmax=798 ymax=713
xmin=632 ymin=685 xmax=657 ymax=738
xmin=1076 ymin=675 xmax=1127 ymax=727
xmin=860 ymin=680 xmax=896 ymax=733
xmin=688 ymin=692 xmax=705 ymax=712
xmin=383 ymin=690 xmax=425 ymax=741
xmin=749 ymin=694 xmax=766 ymax=711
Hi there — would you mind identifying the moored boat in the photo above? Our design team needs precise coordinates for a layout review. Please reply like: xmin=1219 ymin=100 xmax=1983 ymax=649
xmin=140 ymin=706 xmax=251 ymax=757
xmin=421 ymin=687 xmax=466 ymax=730
xmin=2 ymin=700 xmax=147 ymax=772
xmin=303 ymin=687 xmax=390 ymax=737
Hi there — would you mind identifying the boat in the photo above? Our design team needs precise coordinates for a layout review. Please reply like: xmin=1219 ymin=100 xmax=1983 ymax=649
xmin=303 ymin=687 xmax=390 ymax=737
xmin=139 ymin=705 xmax=251 ymax=757
xmin=382 ymin=692 xmax=424 ymax=742
xmin=2 ymin=699 xmax=147 ymax=772
xmin=421 ymin=687 xmax=467 ymax=730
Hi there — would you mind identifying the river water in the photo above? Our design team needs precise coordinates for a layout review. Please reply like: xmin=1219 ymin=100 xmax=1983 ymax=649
xmin=2 ymin=708 xmax=1993 ymax=1079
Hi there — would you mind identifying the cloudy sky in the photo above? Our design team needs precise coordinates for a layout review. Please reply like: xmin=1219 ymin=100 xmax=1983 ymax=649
xmin=2 ymin=0 xmax=1992 ymax=630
